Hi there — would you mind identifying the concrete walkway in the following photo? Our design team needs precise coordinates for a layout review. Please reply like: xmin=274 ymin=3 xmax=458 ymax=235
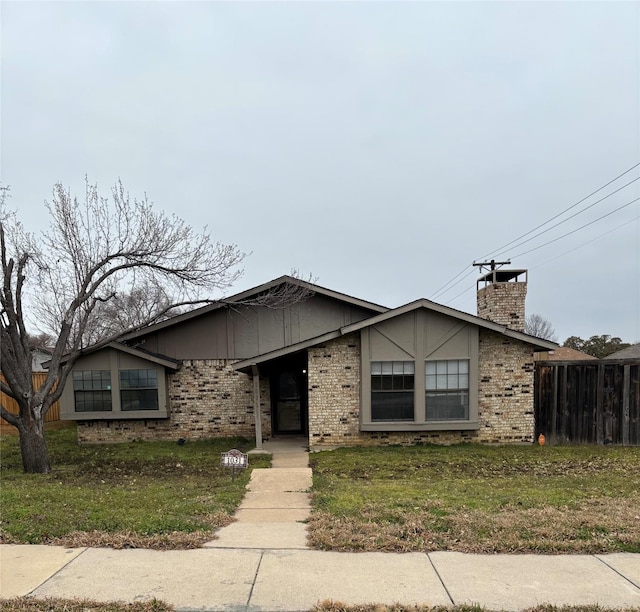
xmin=2 ymin=545 xmax=639 ymax=610
xmin=205 ymin=437 xmax=312 ymax=550
xmin=1 ymin=439 xmax=640 ymax=610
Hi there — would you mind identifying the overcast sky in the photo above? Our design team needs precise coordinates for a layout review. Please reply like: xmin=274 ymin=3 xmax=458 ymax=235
xmin=2 ymin=1 xmax=639 ymax=344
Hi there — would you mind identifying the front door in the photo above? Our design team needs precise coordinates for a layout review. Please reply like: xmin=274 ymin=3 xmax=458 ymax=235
xmin=272 ymin=366 xmax=308 ymax=435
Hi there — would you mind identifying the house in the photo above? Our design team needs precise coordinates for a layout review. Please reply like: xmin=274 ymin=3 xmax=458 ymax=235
xmin=603 ymin=343 xmax=640 ymax=360
xmin=534 ymin=346 xmax=597 ymax=361
xmin=59 ymin=269 xmax=557 ymax=448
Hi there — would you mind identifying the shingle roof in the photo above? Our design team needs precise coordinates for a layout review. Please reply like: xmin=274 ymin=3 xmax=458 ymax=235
xmin=603 ymin=343 xmax=640 ymax=360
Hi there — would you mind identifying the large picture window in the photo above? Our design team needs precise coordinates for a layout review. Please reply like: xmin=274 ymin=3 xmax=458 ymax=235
xmin=425 ymin=360 xmax=469 ymax=421
xmin=371 ymin=361 xmax=414 ymax=421
xmin=119 ymin=369 xmax=159 ymax=411
xmin=73 ymin=370 xmax=112 ymax=412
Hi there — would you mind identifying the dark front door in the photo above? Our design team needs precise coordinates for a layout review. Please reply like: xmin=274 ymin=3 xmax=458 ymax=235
xmin=271 ymin=361 xmax=308 ymax=435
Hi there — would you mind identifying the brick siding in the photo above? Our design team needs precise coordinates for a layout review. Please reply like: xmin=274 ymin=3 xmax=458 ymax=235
xmin=307 ymin=331 xmax=535 ymax=450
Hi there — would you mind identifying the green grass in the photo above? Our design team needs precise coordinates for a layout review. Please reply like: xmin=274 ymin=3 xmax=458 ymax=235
xmin=309 ymin=444 xmax=640 ymax=553
xmin=0 ymin=426 xmax=270 ymax=548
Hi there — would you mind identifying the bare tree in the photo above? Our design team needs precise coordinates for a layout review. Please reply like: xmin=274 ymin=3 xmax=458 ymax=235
xmin=0 ymin=180 xmax=245 ymax=473
xmin=525 ymin=313 xmax=558 ymax=342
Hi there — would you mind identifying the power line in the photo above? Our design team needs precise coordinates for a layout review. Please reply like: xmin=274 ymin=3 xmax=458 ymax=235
xmin=442 ymin=210 xmax=639 ymax=310
xmin=493 ymin=176 xmax=640 ymax=259
xmin=478 ymin=162 xmax=640 ymax=261
xmin=432 ymin=163 xmax=640 ymax=304
xmin=530 ymin=215 xmax=640 ymax=271
xmin=510 ymin=196 xmax=640 ymax=259
xmin=429 ymin=267 xmax=475 ymax=300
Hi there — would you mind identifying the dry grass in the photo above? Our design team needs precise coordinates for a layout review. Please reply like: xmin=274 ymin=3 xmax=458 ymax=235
xmin=0 ymin=598 xmax=173 ymax=612
xmin=309 ymin=445 xmax=640 ymax=553
xmin=313 ymin=604 xmax=640 ymax=612
xmin=308 ymin=497 xmax=640 ymax=553
xmin=48 ymin=525 xmax=231 ymax=550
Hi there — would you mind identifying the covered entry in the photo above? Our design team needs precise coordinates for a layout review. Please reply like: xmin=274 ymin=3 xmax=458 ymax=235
xmin=268 ymin=353 xmax=309 ymax=436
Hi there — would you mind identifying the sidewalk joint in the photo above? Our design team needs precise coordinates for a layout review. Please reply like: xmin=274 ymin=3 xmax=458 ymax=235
xmin=426 ymin=553 xmax=455 ymax=606
xmin=245 ymin=550 xmax=264 ymax=610
xmin=594 ymin=554 xmax=640 ymax=590
xmin=27 ymin=546 xmax=91 ymax=597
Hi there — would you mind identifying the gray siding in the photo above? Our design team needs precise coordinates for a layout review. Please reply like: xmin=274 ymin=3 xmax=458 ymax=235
xmin=361 ymin=308 xmax=479 ymax=430
xmin=131 ymin=295 xmax=378 ymax=360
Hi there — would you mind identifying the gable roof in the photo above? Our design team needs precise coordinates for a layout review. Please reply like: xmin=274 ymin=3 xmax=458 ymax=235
xmin=535 ymin=346 xmax=597 ymax=361
xmin=340 ymin=298 xmax=558 ymax=348
xmin=120 ymin=275 xmax=388 ymax=342
xmin=47 ymin=342 xmax=181 ymax=370
xmin=603 ymin=343 xmax=640 ymax=360
xmin=233 ymin=298 xmax=558 ymax=372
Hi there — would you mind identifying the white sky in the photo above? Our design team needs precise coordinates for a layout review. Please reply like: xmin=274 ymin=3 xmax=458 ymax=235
xmin=2 ymin=1 xmax=639 ymax=344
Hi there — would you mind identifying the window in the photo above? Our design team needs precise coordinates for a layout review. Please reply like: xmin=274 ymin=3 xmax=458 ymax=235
xmin=119 ymin=369 xmax=159 ymax=411
xmin=73 ymin=370 xmax=112 ymax=412
xmin=371 ymin=361 xmax=414 ymax=421
xmin=425 ymin=360 xmax=469 ymax=421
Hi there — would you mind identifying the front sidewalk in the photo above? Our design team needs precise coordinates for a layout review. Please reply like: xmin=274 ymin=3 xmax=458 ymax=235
xmin=2 ymin=545 xmax=639 ymax=611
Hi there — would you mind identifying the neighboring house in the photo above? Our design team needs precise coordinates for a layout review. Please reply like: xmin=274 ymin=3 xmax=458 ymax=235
xmin=534 ymin=347 xmax=597 ymax=361
xmin=32 ymin=348 xmax=53 ymax=372
xmin=603 ymin=343 xmax=640 ymax=360
xmin=59 ymin=270 xmax=557 ymax=448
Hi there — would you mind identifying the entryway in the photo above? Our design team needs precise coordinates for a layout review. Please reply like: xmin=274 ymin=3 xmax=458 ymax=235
xmin=269 ymin=353 xmax=309 ymax=437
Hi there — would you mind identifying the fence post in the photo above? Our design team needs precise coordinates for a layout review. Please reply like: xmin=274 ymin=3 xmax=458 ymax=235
xmin=596 ymin=363 xmax=605 ymax=445
xmin=622 ymin=364 xmax=630 ymax=446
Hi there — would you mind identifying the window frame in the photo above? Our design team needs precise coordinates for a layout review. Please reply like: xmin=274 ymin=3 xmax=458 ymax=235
xmin=425 ymin=359 xmax=470 ymax=421
xmin=119 ymin=369 xmax=160 ymax=411
xmin=359 ymin=321 xmax=479 ymax=432
xmin=62 ymin=350 xmax=169 ymax=421
xmin=73 ymin=370 xmax=113 ymax=413
xmin=370 ymin=361 xmax=415 ymax=422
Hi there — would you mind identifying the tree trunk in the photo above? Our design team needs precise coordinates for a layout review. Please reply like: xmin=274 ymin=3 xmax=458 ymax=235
xmin=18 ymin=417 xmax=51 ymax=474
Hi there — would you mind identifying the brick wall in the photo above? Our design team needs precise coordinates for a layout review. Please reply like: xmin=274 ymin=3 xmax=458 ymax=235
xmin=477 ymin=329 xmax=535 ymax=443
xmin=77 ymin=360 xmax=271 ymax=443
xmin=307 ymin=330 xmax=535 ymax=450
xmin=477 ymin=282 xmax=527 ymax=332
xmin=308 ymin=334 xmax=361 ymax=448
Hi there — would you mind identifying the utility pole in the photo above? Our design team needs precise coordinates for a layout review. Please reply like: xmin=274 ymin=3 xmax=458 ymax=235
xmin=473 ymin=259 xmax=511 ymax=274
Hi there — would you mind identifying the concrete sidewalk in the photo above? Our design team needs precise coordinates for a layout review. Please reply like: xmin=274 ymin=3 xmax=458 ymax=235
xmin=1 ymin=545 xmax=639 ymax=611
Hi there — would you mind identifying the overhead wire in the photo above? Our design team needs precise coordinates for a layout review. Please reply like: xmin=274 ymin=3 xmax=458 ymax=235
xmin=530 ymin=215 xmax=640 ymax=271
xmin=493 ymin=176 xmax=640 ymax=259
xmin=433 ymin=163 xmax=640 ymax=308
xmin=477 ymin=161 xmax=640 ymax=261
xmin=509 ymin=196 xmax=640 ymax=259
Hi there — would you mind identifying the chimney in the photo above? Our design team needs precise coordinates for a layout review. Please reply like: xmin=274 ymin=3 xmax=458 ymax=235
xmin=476 ymin=265 xmax=528 ymax=332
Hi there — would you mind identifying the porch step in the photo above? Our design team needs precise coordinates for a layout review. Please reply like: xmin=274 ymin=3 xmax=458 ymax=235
xmin=205 ymin=439 xmax=312 ymax=549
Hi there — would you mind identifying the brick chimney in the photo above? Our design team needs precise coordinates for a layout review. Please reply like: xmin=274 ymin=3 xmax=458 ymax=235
xmin=476 ymin=267 xmax=528 ymax=332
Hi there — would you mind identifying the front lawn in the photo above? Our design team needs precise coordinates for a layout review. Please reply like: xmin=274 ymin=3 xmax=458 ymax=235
xmin=0 ymin=427 xmax=269 ymax=549
xmin=309 ymin=444 xmax=640 ymax=554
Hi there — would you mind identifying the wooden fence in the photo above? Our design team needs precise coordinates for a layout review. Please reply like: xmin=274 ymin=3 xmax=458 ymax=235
xmin=1 ymin=372 xmax=60 ymax=425
xmin=535 ymin=359 xmax=640 ymax=445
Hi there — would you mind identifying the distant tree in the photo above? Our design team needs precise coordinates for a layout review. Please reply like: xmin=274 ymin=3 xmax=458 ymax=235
xmin=525 ymin=314 xmax=558 ymax=342
xmin=1 ymin=180 xmax=245 ymax=473
xmin=563 ymin=335 xmax=631 ymax=359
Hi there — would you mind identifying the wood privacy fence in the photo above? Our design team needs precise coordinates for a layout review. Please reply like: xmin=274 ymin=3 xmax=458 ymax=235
xmin=0 ymin=373 xmax=60 ymax=425
xmin=535 ymin=359 xmax=640 ymax=445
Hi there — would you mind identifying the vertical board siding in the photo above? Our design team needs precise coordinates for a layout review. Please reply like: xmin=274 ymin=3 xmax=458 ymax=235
xmin=1 ymin=373 xmax=60 ymax=424
xmin=535 ymin=360 xmax=640 ymax=445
